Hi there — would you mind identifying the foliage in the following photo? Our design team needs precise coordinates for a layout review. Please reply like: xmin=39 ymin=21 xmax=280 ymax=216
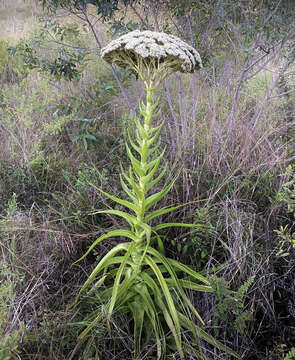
xmin=0 ymin=194 xmax=24 ymax=360
xmin=284 ymin=348 xmax=295 ymax=360
xmin=211 ymin=275 xmax=255 ymax=336
xmin=9 ymin=41 xmax=88 ymax=81
xmin=277 ymin=165 xmax=295 ymax=215
xmin=275 ymin=165 xmax=295 ymax=257
xmin=72 ymin=118 xmax=102 ymax=149
xmin=0 ymin=261 xmax=22 ymax=360
xmin=40 ymin=0 xmax=138 ymax=20
xmin=165 ymin=0 xmax=295 ymax=51
xmin=0 ymin=1 xmax=294 ymax=359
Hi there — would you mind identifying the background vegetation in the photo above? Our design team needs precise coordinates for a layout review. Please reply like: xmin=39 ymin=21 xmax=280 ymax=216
xmin=0 ymin=0 xmax=294 ymax=359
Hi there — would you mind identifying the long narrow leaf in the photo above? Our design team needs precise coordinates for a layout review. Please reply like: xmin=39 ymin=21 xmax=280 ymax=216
xmin=120 ymin=174 xmax=137 ymax=203
xmin=178 ymin=312 xmax=241 ymax=359
xmin=145 ymin=247 xmax=205 ymax=324
xmin=73 ymin=229 xmax=139 ymax=264
xmin=145 ymin=178 xmax=176 ymax=211
xmin=166 ymin=279 xmax=213 ymax=293
xmin=153 ymin=222 xmax=205 ymax=231
xmin=121 ymin=165 xmax=142 ymax=199
xmin=91 ymin=184 xmax=140 ymax=214
xmin=167 ymin=258 xmax=211 ymax=285
xmin=144 ymin=255 xmax=182 ymax=353
xmin=145 ymin=165 xmax=168 ymax=192
xmin=74 ymin=243 xmax=130 ymax=303
xmin=141 ymin=157 xmax=162 ymax=186
xmin=126 ymin=143 xmax=145 ymax=177
xmin=108 ymin=242 xmax=136 ymax=316
xmin=98 ymin=209 xmax=137 ymax=226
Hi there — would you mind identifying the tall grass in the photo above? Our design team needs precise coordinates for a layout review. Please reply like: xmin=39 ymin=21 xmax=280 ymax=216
xmin=0 ymin=0 xmax=40 ymax=41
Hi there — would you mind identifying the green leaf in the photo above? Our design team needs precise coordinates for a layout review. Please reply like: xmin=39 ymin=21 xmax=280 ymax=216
xmin=166 ymin=279 xmax=213 ymax=293
xmin=144 ymin=147 xmax=166 ymax=172
xmin=120 ymin=174 xmax=137 ymax=202
xmin=178 ymin=313 xmax=241 ymax=359
xmin=125 ymin=143 xmax=145 ymax=177
xmin=89 ymin=182 xmax=140 ymax=214
xmin=153 ymin=222 xmax=204 ymax=231
xmin=145 ymin=164 xmax=167 ymax=192
xmin=97 ymin=209 xmax=137 ymax=226
xmin=146 ymin=247 xmax=205 ymax=325
xmin=73 ymin=229 xmax=139 ymax=264
xmin=121 ymin=165 xmax=142 ymax=199
xmin=73 ymin=242 xmax=130 ymax=303
xmin=145 ymin=177 xmax=176 ymax=211
xmin=141 ymin=157 xmax=162 ymax=187
xmin=128 ymin=297 xmax=145 ymax=356
xmin=135 ymin=117 xmax=148 ymax=140
xmin=145 ymin=204 xmax=186 ymax=222
xmin=167 ymin=258 xmax=210 ymax=285
xmin=108 ymin=242 xmax=136 ymax=316
xmin=128 ymin=131 xmax=141 ymax=154
xmin=144 ymin=255 xmax=183 ymax=357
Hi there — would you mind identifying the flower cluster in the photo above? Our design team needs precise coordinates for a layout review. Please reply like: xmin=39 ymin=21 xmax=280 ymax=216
xmin=101 ymin=30 xmax=202 ymax=73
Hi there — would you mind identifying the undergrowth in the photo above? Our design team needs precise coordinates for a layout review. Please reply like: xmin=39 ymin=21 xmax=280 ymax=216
xmin=0 ymin=1 xmax=294 ymax=359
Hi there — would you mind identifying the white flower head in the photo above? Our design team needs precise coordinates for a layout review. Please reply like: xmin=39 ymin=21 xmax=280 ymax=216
xmin=101 ymin=30 xmax=202 ymax=74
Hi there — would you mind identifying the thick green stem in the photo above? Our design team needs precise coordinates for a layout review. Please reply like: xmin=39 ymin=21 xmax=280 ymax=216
xmin=133 ymin=83 xmax=157 ymax=243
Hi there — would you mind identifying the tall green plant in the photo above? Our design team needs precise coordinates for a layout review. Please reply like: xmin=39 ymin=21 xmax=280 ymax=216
xmin=72 ymin=31 xmax=240 ymax=359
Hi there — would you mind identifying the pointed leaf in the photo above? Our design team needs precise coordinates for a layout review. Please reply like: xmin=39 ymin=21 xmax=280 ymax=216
xmin=97 ymin=209 xmax=137 ymax=226
xmin=145 ymin=177 xmax=176 ymax=211
xmin=145 ymin=165 xmax=167 ymax=192
xmin=153 ymin=222 xmax=205 ymax=231
xmin=120 ymin=174 xmax=137 ymax=202
xmin=178 ymin=313 xmax=241 ymax=359
xmin=144 ymin=255 xmax=182 ymax=351
xmin=74 ymin=242 xmax=130 ymax=303
xmin=125 ymin=143 xmax=145 ymax=177
xmin=108 ymin=242 xmax=136 ymax=315
xmin=73 ymin=229 xmax=139 ymax=264
xmin=145 ymin=204 xmax=186 ymax=222
xmin=89 ymin=182 xmax=139 ymax=214
xmin=167 ymin=258 xmax=210 ymax=285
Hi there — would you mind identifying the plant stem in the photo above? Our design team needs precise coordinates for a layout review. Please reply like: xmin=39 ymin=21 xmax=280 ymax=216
xmin=133 ymin=83 xmax=157 ymax=244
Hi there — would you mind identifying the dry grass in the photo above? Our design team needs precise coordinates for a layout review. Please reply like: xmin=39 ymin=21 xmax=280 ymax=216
xmin=0 ymin=0 xmax=40 ymax=40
